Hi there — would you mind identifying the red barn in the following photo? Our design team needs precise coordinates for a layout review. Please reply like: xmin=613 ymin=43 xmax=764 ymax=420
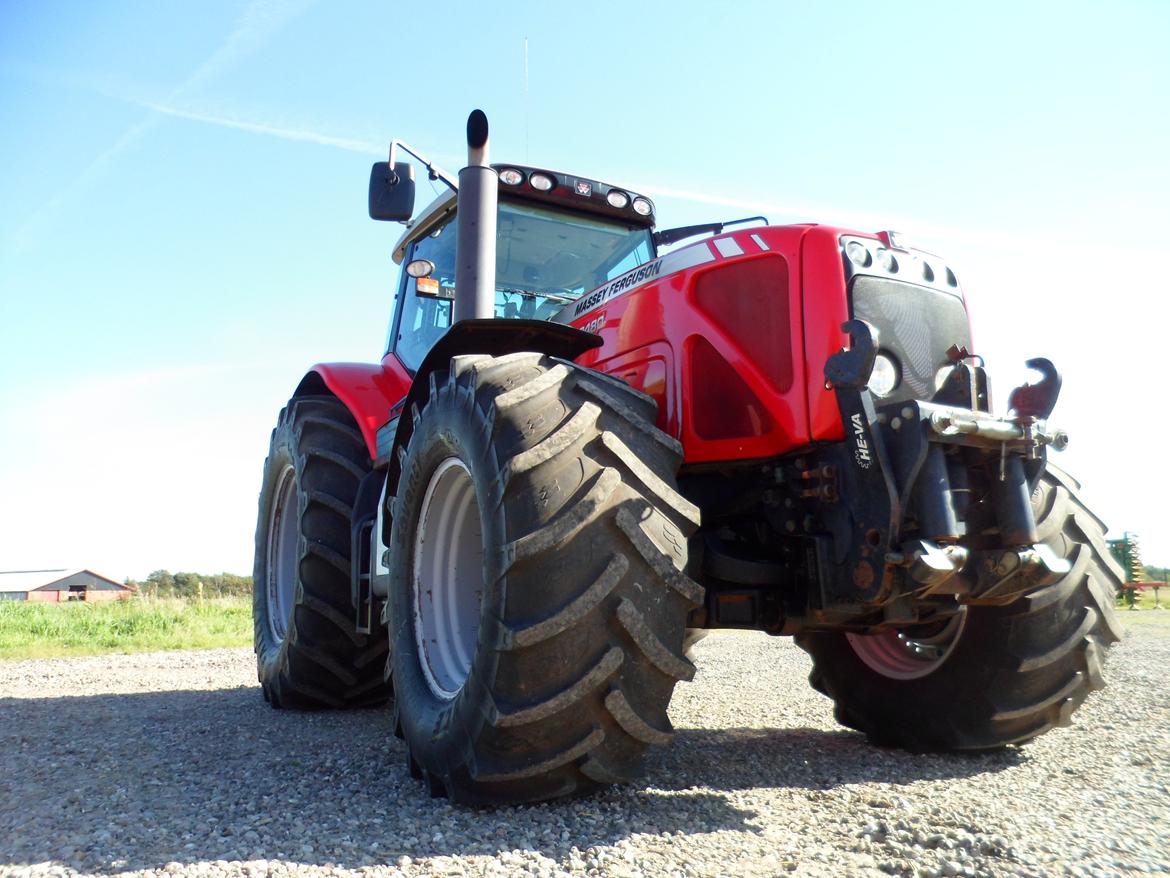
xmin=0 ymin=569 xmax=133 ymax=602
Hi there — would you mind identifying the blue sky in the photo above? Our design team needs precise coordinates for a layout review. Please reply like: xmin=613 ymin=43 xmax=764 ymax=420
xmin=1 ymin=0 xmax=1168 ymax=579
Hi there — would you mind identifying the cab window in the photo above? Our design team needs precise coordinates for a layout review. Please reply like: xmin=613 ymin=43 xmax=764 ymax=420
xmin=395 ymin=223 xmax=457 ymax=370
xmin=391 ymin=201 xmax=655 ymax=371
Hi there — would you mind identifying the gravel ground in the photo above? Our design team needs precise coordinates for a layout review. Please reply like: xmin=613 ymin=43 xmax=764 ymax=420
xmin=2 ymin=621 xmax=1168 ymax=878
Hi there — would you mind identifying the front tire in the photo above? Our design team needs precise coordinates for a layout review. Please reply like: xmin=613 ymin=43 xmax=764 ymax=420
xmin=795 ymin=465 xmax=1122 ymax=750
xmin=253 ymin=397 xmax=390 ymax=709
xmin=386 ymin=353 xmax=702 ymax=804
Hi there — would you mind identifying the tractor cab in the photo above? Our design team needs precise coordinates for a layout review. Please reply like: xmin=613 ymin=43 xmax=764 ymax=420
xmin=384 ymin=165 xmax=657 ymax=370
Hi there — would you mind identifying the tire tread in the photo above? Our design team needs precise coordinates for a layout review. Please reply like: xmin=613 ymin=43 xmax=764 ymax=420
xmin=390 ymin=353 xmax=700 ymax=803
xmin=796 ymin=467 xmax=1120 ymax=751
xmin=253 ymin=396 xmax=391 ymax=711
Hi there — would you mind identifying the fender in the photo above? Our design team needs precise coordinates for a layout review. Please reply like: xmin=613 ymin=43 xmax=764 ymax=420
xmin=293 ymin=361 xmax=412 ymax=461
xmin=377 ymin=317 xmax=601 ymax=479
xmin=365 ymin=318 xmax=601 ymax=602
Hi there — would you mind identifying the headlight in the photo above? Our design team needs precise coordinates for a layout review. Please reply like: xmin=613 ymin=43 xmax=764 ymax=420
xmin=606 ymin=189 xmax=630 ymax=209
xmin=869 ymin=352 xmax=900 ymax=397
xmin=846 ymin=240 xmax=872 ymax=267
xmin=529 ymin=173 xmax=554 ymax=191
xmin=875 ymin=247 xmax=898 ymax=273
xmin=499 ymin=168 xmax=524 ymax=186
xmin=405 ymin=258 xmax=435 ymax=278
xmin=632 ymin=196 xmax=653 ymax=216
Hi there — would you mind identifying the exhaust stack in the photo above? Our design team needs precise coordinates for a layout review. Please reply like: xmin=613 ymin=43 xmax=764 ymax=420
xmin=454 ymin=109 xmax=498 ymax=322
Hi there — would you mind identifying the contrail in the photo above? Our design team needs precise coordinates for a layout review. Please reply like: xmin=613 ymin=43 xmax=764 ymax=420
xmin=175 ymin=0 xmax=317 ymax=99
xmin=142 ymin=102 xmax=383 ymax=155
xmin=10 ymin=0 xmax=317 ymax=251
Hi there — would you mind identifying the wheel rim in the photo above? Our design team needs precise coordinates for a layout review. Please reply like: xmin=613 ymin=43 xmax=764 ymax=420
xmin=845 ymin=611 xmax=966 ymax=680
xmin=266 ymin=464 xmax=299 ymax=643
xmin=412 ymin=457 xmax=484 ymax=700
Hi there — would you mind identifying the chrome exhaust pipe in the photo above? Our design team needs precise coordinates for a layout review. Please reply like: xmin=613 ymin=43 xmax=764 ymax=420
xmin=454 ymin=109 xmax=498 ymax=322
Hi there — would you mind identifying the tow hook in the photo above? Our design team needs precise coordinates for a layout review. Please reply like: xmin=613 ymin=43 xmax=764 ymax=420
xmin=1009 ymin=357 xmax=1064 ymax=461
xmin=924 ymin=357 xmax=1069 ymax=456
xmin=1008 ymin=357 xmax=1062 ymax=420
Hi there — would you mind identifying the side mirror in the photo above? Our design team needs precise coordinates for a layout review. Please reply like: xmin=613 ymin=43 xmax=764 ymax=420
xmin=368 ymin=161 xmax=416 ymax=221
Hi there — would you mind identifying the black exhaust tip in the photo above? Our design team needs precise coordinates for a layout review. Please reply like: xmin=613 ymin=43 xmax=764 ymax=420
xmin=466 ymin=109 xmax=489 ymax=149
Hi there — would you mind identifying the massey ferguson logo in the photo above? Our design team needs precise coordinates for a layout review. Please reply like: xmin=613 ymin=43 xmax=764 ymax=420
xmin=851 ymin=413 xmax=873 ymax=469
xmin=572 ymin=260 xmax=663 ymax=316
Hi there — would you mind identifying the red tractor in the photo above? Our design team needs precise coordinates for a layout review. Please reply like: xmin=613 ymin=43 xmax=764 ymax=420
xmin=253 ymin=111 xmax=1122 ymax=804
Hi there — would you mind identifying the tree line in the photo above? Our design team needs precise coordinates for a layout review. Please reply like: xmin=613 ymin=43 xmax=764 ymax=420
xmin=125 ymin=570 xmax=252 ymax=599
xmin=125 ymin=563 xmax=1167 ymax=599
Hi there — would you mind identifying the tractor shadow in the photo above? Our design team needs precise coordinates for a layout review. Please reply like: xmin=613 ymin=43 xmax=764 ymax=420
xmin=654 ymin=725 xmax=1023 ymax=792
xmin=0 ymin=685 xmax=1020 ymax=874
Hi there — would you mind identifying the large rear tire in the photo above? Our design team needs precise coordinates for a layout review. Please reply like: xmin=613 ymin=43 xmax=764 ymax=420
xmin=795 ymin=465 xmax=1122 ymax=750
xmin=253 ymin=397 xmax=390 ymax=709
xmin=386 ymin=353 xmax=702 ymax=804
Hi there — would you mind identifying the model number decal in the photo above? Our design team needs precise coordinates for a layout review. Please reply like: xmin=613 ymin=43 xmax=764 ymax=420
xmin=851 ymin=413 xmax=873 ymax=469
xmin=582 ymin=312 xmax=606 ymax=335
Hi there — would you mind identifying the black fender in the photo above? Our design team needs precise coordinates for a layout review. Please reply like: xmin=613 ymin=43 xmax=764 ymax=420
xmin=375 ymin=317 xmax=602 ymax=491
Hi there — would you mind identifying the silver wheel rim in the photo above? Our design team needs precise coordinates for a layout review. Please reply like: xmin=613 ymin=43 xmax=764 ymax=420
xmin=265 ymin=464 xmax=299 ymax=643
xmin=845 ymin=611 xmax=966 ymax=680
xmin=412 ymin=457 xmax=484 ymax=700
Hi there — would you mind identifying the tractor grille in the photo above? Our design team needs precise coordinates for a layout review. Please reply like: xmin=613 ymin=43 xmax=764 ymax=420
xmin=849 ymin=276 xmax=971 ymax=404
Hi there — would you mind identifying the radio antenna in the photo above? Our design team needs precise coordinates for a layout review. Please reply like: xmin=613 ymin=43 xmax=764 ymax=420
xmin=524 ymin=37 xmax=529 ymax=163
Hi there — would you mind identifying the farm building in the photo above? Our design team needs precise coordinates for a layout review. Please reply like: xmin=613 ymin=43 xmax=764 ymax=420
xmin=0 ymin=569 xmax=133 ymax=602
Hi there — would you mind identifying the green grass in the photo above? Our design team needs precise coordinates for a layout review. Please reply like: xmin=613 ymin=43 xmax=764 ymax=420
xmin=1114 ymin=587 xmax=1170 ymax=630
xmin=1122 ymin=587 xmax=1170 ymax=610
xmin=0 ymin=596 xmax=252 ymax=660
xmin=1 ymin=588 xmax=1164 ymax=661
xmin=1118 ymin=607 xmax=1170 ymax=628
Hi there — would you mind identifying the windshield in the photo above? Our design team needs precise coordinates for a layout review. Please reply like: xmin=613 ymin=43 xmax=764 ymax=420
xmin=393 ymin=200 xmax=654 ymax=369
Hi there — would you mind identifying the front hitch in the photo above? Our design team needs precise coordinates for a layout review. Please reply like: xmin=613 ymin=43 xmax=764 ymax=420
xmin=810 ymin=322 xmax=1071 ymax=620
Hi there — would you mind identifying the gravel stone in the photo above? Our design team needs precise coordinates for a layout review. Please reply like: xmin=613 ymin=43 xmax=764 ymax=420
xmin=1 ymin=623 xmax=1168 ymax=877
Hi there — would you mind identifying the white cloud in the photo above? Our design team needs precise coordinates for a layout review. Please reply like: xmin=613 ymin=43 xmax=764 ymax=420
xmin=0 ymin=363 xmax=293 ymax=580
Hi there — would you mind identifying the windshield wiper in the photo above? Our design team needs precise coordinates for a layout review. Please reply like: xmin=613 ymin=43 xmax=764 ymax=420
xmin=652 ymin=215 xmax=769 ymax=248
xmin=498 ymin=287 xmax=574 ymax=304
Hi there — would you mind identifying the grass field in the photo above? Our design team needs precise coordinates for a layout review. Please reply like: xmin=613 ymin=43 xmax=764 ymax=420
xmin=1122 ymin=586 xmax=1170 ymax=610
xmin=0 ymin=597 xmax=252 ymax=660
xmin=1116 ymin=585 xmax=1170 ymax=627
xmin=0 ymin=590 xmax=1165 ymax=661
xmin=1117 ymin=604 xmax=1170 ymax=628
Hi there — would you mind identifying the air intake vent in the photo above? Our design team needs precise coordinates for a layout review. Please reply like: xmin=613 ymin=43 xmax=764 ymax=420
xmin=690 ymin=337 xmax=773 ymax=440
xmin=692 ymin=256 xmax=793 ymax=393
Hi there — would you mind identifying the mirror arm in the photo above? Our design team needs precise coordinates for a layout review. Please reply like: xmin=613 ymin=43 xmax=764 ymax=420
xmin=388 ymin=140 xmax=459 ymax=192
